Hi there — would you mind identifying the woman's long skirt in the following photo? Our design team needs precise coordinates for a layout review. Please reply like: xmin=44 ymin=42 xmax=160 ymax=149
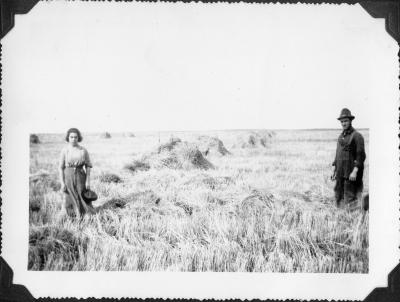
xmin=64 ymin=167 xmax=95 ymax=217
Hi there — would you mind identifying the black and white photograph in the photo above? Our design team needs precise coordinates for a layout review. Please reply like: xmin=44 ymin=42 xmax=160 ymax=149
xmin=1 ymin=1 xmax=399 ymax=300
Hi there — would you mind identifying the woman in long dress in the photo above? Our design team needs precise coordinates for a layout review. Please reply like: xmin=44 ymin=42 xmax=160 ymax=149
xmin=59 ymin=128 xmax=95 ymax=217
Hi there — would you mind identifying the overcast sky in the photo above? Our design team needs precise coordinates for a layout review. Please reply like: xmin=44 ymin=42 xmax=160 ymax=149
xmin=2 ymin=2 xmax=398 ymax=133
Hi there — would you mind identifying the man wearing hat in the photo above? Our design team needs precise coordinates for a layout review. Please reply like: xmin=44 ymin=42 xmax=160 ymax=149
xmin=331 ymin=108 xmax=366 ymax=208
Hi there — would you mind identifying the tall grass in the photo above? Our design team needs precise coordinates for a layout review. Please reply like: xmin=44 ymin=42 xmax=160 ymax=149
xmin=28 ymin=130 xmax=369 ymax=272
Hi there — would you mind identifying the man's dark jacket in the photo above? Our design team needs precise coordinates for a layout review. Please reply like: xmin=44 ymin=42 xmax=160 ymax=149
xmin=332 ymin=127 xmax=366 ymax=184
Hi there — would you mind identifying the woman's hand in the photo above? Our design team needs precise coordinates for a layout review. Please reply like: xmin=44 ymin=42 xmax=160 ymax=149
xmin=61 ymin=183 xmax=67 ymax=193
xmin=85 ymin=166 xmax=91 ymax=190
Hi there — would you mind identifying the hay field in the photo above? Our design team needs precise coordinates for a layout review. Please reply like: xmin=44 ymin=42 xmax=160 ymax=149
xmin=29 ymin=129 xmax=369 ymax=272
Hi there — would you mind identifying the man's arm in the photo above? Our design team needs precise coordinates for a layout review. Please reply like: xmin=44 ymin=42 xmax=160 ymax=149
xmin=354 ymin=133 xmax=366 ymax=169
xmin=349 ymin=133 xmax=365 ymax=181
xmin=331 ymin=140 xmax=339 ymax=180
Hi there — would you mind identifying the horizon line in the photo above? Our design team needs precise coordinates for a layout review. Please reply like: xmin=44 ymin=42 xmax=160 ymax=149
xmin=32 ymin=127 xmax=369 ymax=135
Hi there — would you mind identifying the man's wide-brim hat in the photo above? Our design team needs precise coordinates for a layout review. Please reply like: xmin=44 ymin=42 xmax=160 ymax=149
xmin=82 ymin=189 xmax=98 ymax=203
xmin=337 ymin=108 xmax=355 ymax=120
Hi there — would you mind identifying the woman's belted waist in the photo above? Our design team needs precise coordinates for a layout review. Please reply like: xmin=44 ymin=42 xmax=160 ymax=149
xmin=65 ymin=164 xmax=85 ymax=170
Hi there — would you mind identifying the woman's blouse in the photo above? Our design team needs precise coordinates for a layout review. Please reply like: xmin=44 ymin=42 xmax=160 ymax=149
xmin=59 ymin=145 xmax=92 ymax=169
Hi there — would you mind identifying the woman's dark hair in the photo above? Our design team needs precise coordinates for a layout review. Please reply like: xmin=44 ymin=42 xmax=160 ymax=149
xmin=65 ymin=128 xmax=83 ymax=142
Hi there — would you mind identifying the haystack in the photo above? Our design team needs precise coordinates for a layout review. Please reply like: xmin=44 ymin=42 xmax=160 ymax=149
xmin=125 ymin=137 xmax=214 ymax=172
xmin=196 ymin=136 xmax=230 ymax=156
xmin=157 ymin=137 xmax=181 ymax=153
xmin=100 ymin=132 xmax=111 ymax=139
xmin=239 ymin=130 xmax=273 ymax=148
xmin=30 ymin=134 xmax=40 ymax=144
xmin=153 ymin=140 xmax=214 ymax=170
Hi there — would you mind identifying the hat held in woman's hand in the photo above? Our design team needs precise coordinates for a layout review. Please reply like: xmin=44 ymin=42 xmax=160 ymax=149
xmin=82 ymin=189 xmax=98 ymax=202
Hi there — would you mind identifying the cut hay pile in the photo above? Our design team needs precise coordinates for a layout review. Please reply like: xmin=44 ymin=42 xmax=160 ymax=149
xmin=98 ymin=173 xmax=122 ymax=184
xmin=100 ymin=132 xmax=111 ymax=139
xmin=124 ymin=160 xmax=151 ymax=173
xmin=237 ymin=130 xmax=274 ymax=148
xmin=30 ymin=134 xmax=40 ymax=144
xmin=174 ymin=201 xmax=195 ymax=216
xmin=30 ymin=197 xmax=42 ymax=213
xmin=183 ymin=173 xmax=234 ymax=190
xmin=239 ymin=189 xmax=275 ymax=212
xmin=28 ymin=226 xmax=89 ymax=270
xmin=195 ymin=136 xmax=230 ymax=156
xmin=30 ymin=170 xmax=61 ymax=195
xmin=99 ymin=190 xmax=161 ymax=210
xmin=29 ymin=171 xmax=62 ymax=223
xmin=126 ymin=137 xmax=214 ymax=172
xmin=30 ymin=169 xmax=51 ymax=182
